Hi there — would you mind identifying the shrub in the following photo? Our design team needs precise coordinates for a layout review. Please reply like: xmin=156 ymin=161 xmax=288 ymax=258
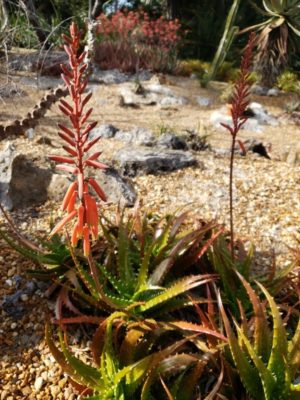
xmin=94 ymin=10 xmax=183 ymax=73
xmin=277 ymin=70 xmax=300 ymax=93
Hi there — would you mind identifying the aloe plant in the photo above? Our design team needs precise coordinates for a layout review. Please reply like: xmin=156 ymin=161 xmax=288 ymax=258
xmin=219 ymin=273 xmax=300 ymax=400
xmin=72 ymin=207 xmax=222 ymax=318
xmin=46 ymin=310 xmax=226 ymax=399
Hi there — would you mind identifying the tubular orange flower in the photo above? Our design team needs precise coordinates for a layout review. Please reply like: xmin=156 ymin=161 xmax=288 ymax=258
xmin=61 ymin=181 xmax=78 ymax=211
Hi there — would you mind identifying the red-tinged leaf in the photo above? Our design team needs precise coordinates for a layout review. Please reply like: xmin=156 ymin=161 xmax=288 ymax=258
xmin=82 ymin=121 xmax=98 ymax=138
xmin=67 ymin=190 xmax=78 ymax=214
xmin=49 ymin=210 xmax=77 ymax=237
xmin=62 ymin=34 xmax=72 ymax=45
xmin=58 ymin=132 xmax=76 ymax=147
xmin=85 ymin=159 xmax=108 ymax=170
xmin=60 ymin=99 xmax=73 ymax=113
xmin=81 ymin=108 xmax=93 ymax=125
xmin=167 ymin=321 xmax=227 ymax=342
xmin=88 ymin=177 xmax=107 ymax=202
xmin=237 ymin=140 xmax=247 ymax=156
xmin=45 ymin=323 xmax=75 ymax=377
xmin=59 ymin=104 xmax=72 ymax=117
xmin=83 ymin=225 xmax=90 ymax=256
xmin=78 ymin=173 xmax=84 ymax=199
xmin=63 ymin=145 xmax=77 ymax=157
xmin=81 ymin=92 xmax=92 ymax=109
xmin=78 ymin=51 xmax=87 ymax=64
xmin=69 ymin=114 xmax=78 ymax=129
xmin=56 ymin=164 xmax=78 ymax=174
xmin=83 ymin=136 xmax=101 ymax=152
xmin=58 ymin=124 xmax=75 ymax=138
xmin=86 ymin=151 xmax=102 ymax=162
xmin=49 ymin=155 xmax=75 ymax=164
xmin=62 ymin=181 xmax=78 ymax=211
xmin=53 ymin=316 xmax=104 ymax=325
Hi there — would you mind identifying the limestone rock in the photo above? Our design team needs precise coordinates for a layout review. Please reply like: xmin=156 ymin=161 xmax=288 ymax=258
xmin=114 ymin=147 xmax=197 ymax=177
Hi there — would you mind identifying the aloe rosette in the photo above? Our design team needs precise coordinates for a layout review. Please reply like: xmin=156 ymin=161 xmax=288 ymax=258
xmin=49 ymin=22 xmax=107 ymax=256
xmin=219 ymin=273 xmax=300 ymax=400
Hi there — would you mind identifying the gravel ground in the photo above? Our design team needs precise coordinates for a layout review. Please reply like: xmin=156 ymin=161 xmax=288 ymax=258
xmin=0 ymin=71 xmax=299 ymax=399
xmin=1 ymin=148 xmax=299 ymax=399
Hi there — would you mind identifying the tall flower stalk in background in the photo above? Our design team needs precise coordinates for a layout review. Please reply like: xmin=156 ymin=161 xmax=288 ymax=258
xmin=221 ymin=33 xmax=256 ymax=260
xmin=49 ymin=22 xmax=107 ymax=256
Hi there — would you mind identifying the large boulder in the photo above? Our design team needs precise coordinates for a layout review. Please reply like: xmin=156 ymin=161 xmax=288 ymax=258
xmin=0 ymin=143 xmax=52 ymax=210
xmin=114 ymin=147 xmax=197 ymax=177
xmin=0 ymin=143 xmax=136 ymax=209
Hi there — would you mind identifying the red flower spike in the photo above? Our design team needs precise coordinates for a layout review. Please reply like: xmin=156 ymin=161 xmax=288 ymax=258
xmin=49 ymin=23 xmax=106 ymax=256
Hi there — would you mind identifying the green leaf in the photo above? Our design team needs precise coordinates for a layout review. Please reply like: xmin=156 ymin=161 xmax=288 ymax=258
xmin=140 ymin=274 xmax=213 ymax=312
xmin=218 ymin=293 xmax=263 ymax=398
xmin=257 ymin=283 xmax=288 ymax=388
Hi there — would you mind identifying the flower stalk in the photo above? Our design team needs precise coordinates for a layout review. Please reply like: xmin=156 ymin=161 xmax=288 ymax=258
xmin=49 ymin=22 xmax=107 ymax=256
xmin=221 ymin=32 xmax=256 ymax=261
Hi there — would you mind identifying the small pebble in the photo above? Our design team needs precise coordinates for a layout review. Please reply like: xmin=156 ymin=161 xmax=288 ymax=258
xmin=7 ymin=268 xmax=15 ymax=277
xmin=10 ymin=322 xmax=17 ymax=329
xmin=34 ymin=376 xmax=44 ymax=392
xmin=20 ymin=294 xmax=29 ymax=302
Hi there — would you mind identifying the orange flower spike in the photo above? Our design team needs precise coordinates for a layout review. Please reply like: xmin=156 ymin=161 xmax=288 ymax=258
xmin=77 ymin=205 xmax=85 ymax=236
xmin=88 ymin=177 xmax=107 ymax=202
xmin=49 ymin=210 xmax=77 ymax=237
xmin=71 ymin=223 xmax=79 ymax=247
xmin=83 ymin=225 xmax=90 ymax=257
xmin=78 ymin=173 xmax=84 ymax=200
xmin=67 ymin=190 xmax=78 ymax=214
xmin=83 ymin=193 xmax=98 ymax=227
xmin=61 ymin=181 xmax=78 ymax=211
xmin=91 ymin=223 xmax=98 ymax=241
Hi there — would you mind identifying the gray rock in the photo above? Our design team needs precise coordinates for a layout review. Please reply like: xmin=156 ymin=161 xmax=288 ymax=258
xmin=157 ymin=133 xmax=187 ymax=150
xmin=159 ymin=96 xmax=188 ymax=106
xmin=114 ymin=147 xmax=197 ymax=177
xmin=47 ymin=174 xmax=72 ymax=201
xmin=251 ymin=85 xmax=269 ymax=96
xmin=267 ymin=87 xmax=280 ymax=97
xmin=115 ymin=127 xmax=156 ymax=146
xmin=196 ymin=96 xmax=212 ymax=107
xmin=90 ymin=68 xmax=130 ymax=84
xmin=93 ymin=167 xmax=137 ymax=207
xmin=90 ymin=124 xmax=119 ymax=139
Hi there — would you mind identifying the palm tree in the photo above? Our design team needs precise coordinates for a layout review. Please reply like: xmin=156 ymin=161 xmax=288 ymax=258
xmin=244 ymin=0 xmax=300 ymax=87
